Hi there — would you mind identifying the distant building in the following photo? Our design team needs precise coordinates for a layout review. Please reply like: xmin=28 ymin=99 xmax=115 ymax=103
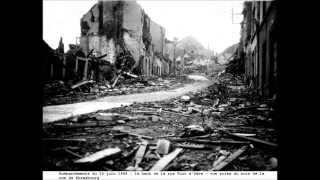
xmin=163 ymin=39 xmax=175 ymax=74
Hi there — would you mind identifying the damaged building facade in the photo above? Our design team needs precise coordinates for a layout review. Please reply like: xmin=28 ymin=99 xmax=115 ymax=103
xmin=240 ymin=0 xmax=279 ymax=97
xmin=79 ymin=0 xmax=171 ymax=78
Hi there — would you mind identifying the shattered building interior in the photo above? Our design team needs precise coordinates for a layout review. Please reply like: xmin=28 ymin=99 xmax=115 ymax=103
xmin=79 ymin=0 xmax=170 ymax=79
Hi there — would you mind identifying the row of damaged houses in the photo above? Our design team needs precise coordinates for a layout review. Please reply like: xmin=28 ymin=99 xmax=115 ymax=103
xmin=79 ymin=0 xmax=173 ymax=77
xmin=228 ymin=0 xmax=279 ymax=98
xmin=42 ymin=0 xmax=177 ymax=83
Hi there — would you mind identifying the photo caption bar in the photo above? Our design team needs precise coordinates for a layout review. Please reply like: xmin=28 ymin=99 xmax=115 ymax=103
xmin=43 ymin=171 xmax=277 ymax=180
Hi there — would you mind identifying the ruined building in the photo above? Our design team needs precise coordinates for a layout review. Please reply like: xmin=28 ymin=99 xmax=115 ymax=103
xmin=79 ymin=0 xmax=171 ymax=77
xmin=240 ymin=0 xmax=279 ymax=97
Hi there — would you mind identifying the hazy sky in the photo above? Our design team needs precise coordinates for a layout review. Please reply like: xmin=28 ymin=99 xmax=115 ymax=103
xmin=43 ymin=0 xmax=244 ymax=53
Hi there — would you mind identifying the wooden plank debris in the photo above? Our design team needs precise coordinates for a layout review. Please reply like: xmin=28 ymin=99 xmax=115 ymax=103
xmin=187 ymin=134 xmax=213 ymax=139
xmin=52 ymin=122 xmax=112 ymax=129
xmin=132 ymin=110 xmax=159 ymax=116
xmin=176 ymin=143 xmax=208 ymax=149
xmin=157 ymin=134 xmax=178 ymax=138
xmin=74 ymin=147 xmax=121 ymax=163
xmin=210 ymin=146 xmax=248 ymax=171
xmin=212 ymin=155 xmax=228 ymax=167
xmin=143 ymin=107 xmax=193 ymax=117
xmin=134 ymin=140 xmax=148 ymax=167
xmin=123 ymin=71 xmax=138 ymax=78
xmin=171 ymin=138 xmax=250 ymax=145
xmin=221 ymin=130 xmax=278 ymax=147
xmin=86 ymin=49 xmax=94 ymax=58
xmin=64 ymin=148 xmax=82 ymax=158
xmin=95 ymin=54 xmax=108 ymax=60
xmin=125 ymin=141 xmax=148 ymax=171
xmin=95 ymin=113 xmax=129 ymax=121
xmin=112 ymin=73 xmax=121 ymax=88
xmin=149 ymin=148 xmax=183 ymax=171
xmin=42 ymin=138 xmax=87 ymax=142
xmin=118 ymin=130 xmax=153 ymax=140
xmin=233 ymin=133 xmax=256 ymax=137
xmin=71 ymin=80 xmax=94 ymax=89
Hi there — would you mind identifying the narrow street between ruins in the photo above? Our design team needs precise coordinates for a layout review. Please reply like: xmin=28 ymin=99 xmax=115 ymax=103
xmin=43 ymin=72 xmax=278 ymax=171
xmin=43 ymin=74 xmax=213 ymax=123
xmin=42 ymin=0 xmax=279 ymax=174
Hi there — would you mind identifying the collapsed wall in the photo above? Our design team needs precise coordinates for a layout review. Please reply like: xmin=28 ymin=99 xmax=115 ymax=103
xmin=122 ymin=1 xmax=145 ymax=70
xmin=80 ymin=1 xmax=118 ymax=64
xmin=79 ymin=0 xmax=167 ymax=77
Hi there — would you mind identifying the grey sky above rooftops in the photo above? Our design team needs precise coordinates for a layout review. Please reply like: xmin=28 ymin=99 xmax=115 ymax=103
xmin=43 ymin=0 xmax=243 ymax=53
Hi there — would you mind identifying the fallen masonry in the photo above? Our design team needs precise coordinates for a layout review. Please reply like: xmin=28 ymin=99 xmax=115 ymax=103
xmin=43 ymin=72 xmax=278 ymax=171
xmin=43 ymin=75 xmax=195 ymax=106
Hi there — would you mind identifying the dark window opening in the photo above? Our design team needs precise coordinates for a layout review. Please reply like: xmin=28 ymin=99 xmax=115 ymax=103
xmin=90 ymin=10 xmax=95 ymax=22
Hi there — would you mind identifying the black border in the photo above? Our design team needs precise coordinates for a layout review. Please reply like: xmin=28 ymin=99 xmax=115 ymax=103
xmin=5 ymin=0 xmax=309 ymax=179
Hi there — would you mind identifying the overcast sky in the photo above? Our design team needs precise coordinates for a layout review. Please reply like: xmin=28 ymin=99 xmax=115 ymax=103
xmin=43 ymin=0 xmax=244 ymax=53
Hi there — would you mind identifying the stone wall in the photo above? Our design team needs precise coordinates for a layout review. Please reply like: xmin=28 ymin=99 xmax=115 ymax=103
xmin=150 ymin=20 xmax=165 ymax=55
xmin=240 ymin=1 xmax=279 ymax=97
xmin=122 ymin=1 xmax=145 ymax=69
xmin=80 ymin=0 xmax=169 ymax=77
xmin=80 ymin=3 xmax=100 ymax=36
xmin=80 ymin=1 xmax=121 ymax=63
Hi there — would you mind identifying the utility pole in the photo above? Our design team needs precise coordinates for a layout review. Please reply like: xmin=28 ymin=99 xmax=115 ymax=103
xmin=173 ymin=37 xmax=178 ymax=76
xmin=208 ymin=42 xmax=211 ymax=59
xmin=182 ymin=49 xmax=186 ymax=73
xmin=173 ymin=45 xmax=176 ymax=76
xmin=207 ymin=42 xmax=210 ymax=74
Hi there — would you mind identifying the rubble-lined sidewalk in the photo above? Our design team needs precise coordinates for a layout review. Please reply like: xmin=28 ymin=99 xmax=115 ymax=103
xmin=43 ymin=75 xmax=212 ymax=123
xmin=43 ymin=72 xmax=278 ymax=171
xmin=43 ymin=75 xmax=196 ymax=106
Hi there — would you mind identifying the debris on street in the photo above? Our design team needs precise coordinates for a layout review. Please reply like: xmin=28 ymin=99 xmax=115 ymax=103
xmin=42 ymin=0 xmax=280 ymax=174
xmin=210 ymin=146 xmax=248 ymax=171
xmin=43 ymin=72 xmax=278 ymax=171
xmin=150 ymin=148 xmax=184 ymax=171
xmin=43 ymin=76 xmax=195 ymax=106
xmin=74 ymin=147 xmax=122 ymax=164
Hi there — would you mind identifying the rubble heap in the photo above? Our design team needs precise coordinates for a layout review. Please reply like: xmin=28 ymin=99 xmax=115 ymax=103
xmin=43 ymin=75 xmax=195 ymax=106
xmin=43 ymin=72 xmax=278 ymax=171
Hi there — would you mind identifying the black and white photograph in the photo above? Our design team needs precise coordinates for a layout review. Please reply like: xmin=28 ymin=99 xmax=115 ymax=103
xmin=42 ymin=0 xmax=279 ymax=177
